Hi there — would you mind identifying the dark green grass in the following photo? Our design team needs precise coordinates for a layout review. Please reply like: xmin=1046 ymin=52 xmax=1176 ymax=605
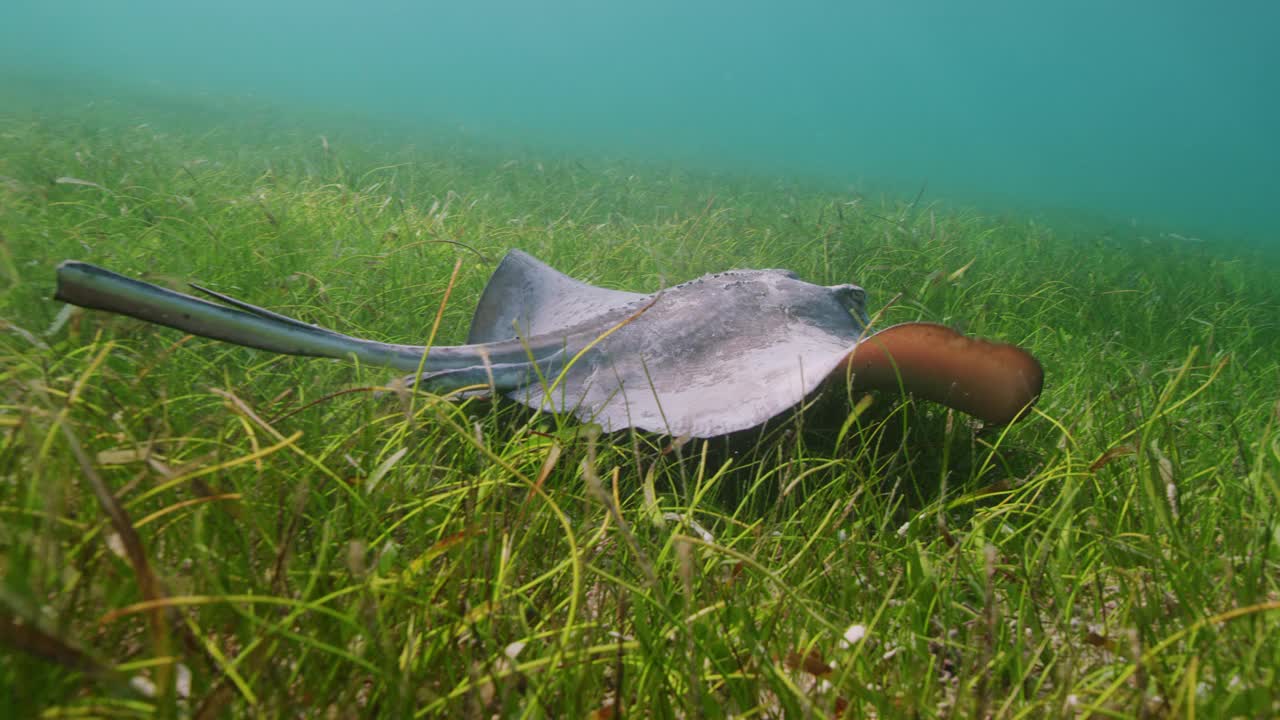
xmin=2 ymin=77 xmax=1278 ymax=718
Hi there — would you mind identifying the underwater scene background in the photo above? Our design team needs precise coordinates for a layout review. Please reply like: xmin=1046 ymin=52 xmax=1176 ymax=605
xmin=3 ymin=0 xmax=1277 ymax=241
xmin=2 ymin=2 xmax=1279 ymax=717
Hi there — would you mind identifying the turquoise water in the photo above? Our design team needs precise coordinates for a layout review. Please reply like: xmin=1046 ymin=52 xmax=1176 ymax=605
xmin=3 ymin=1 xmax=1276 ymax=240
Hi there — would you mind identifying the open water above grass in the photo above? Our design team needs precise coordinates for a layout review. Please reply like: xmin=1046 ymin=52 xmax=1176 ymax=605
xmin=3 ymin=1 xmax=1277 ymax=243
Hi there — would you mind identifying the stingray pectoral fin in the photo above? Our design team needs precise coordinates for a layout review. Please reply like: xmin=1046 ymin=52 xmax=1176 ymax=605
xmin=844 ymin=322 xmax=1044 ymax=425
xmin=468 ymin=249 xmax=648 ymax=343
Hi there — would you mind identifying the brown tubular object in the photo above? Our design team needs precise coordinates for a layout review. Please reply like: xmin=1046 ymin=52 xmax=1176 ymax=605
xmin=844 ymin=322 xmax=1044 ymax=425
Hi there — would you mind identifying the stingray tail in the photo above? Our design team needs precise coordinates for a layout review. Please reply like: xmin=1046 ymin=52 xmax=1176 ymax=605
xmin=54 ymin=261 xmax=434 ymax=371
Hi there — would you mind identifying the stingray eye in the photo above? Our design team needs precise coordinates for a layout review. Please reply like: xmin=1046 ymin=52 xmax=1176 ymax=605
xmin=829 ymin=284 xmax=871 ymax=332
xmin=830 ymin=284 xmax=867 ymax=310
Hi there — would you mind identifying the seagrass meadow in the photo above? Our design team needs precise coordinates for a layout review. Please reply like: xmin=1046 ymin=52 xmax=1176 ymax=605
xmin=2 ymin=80 xmax=1279 ymax=718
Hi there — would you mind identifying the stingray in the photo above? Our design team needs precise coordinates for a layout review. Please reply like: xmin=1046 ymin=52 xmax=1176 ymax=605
xmin=53 ymin=250 xmax=1043 ymax=437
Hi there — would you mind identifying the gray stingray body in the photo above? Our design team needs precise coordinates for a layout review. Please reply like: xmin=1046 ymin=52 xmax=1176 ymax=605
xmin=459 ymin=251 xmax=871 ymax=437
xmin=54 ymin=249 xmax=1041 ymax=438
